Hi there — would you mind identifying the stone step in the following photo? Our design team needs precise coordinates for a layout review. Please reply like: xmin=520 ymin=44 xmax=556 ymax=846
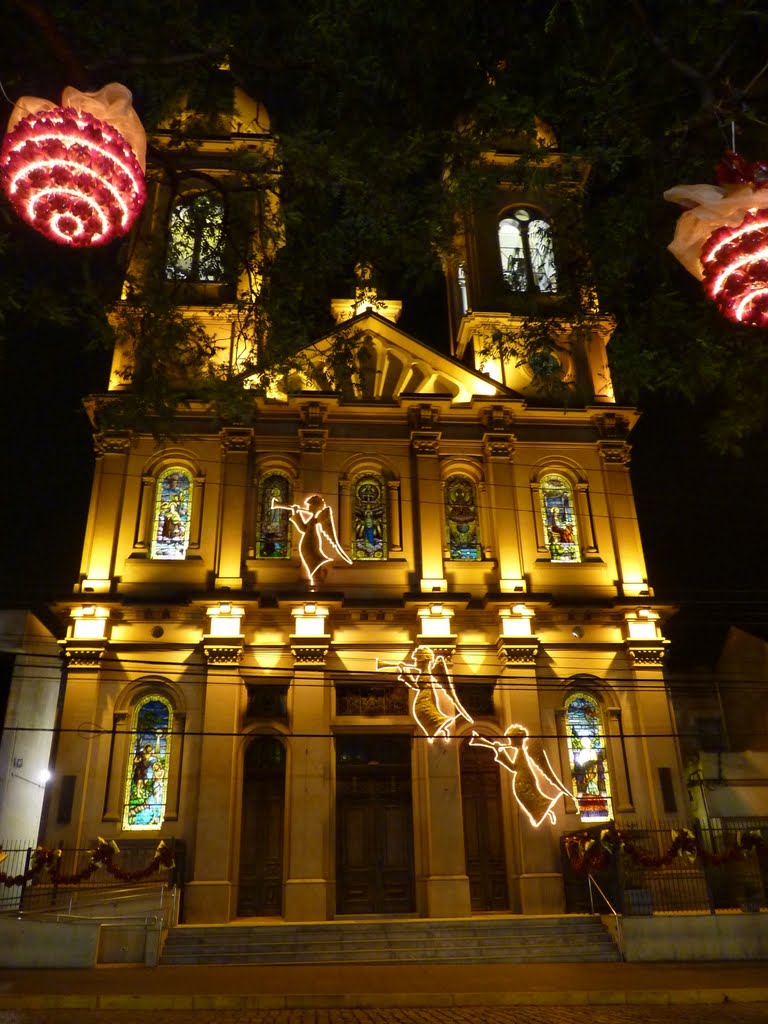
xmin=160 ymin=916 xmax=620 ymax=965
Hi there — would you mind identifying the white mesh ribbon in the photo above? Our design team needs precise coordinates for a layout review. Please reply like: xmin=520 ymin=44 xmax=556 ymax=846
xmin=7 ymin=83 xmax=146 ymax=170
xmin=664 ymin=183 xmax=768 ymax=280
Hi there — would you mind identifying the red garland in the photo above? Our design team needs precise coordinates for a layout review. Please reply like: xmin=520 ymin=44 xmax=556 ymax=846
xmin=0 ymin=106 xmax=146 ymax=247
xmin=0 ymin=839 xmax=174 ymax=888
xmin=564 ymin=826 xmax=765 ymax=874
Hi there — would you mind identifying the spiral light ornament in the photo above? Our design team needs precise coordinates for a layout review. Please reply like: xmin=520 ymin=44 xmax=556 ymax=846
xmin=0 ymin=84 xmax=146 ymax=248
xmin=700 ymin=211 xmax=768 ymax=327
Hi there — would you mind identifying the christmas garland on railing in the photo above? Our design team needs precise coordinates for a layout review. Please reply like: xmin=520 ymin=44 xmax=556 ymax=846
xmin=0 ymin=839 xmax=174 ymax=888
xmin=564 ymin=826 xmax=764 ymax=874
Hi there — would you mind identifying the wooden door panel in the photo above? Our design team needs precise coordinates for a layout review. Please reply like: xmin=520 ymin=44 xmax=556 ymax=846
xmin=238 ymin=738 xmax=285 ymax=916
xmin=461 ymin=741 xmax=509 ymax=912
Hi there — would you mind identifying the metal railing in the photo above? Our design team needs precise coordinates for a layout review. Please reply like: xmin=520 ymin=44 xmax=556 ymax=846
xmin=563 ymin=819 xmax=768 ymax=916
xmin=0 ymin=838 xmax=182 ymax=913
xmin=588 ymin=872 xmax=624 ymax=960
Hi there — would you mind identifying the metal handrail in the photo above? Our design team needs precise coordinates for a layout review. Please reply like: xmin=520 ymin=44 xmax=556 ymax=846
xmin=8 ymin=883 xmax=173 ymax=924
xmin=587 ymin=872 xmax=625 ymax=962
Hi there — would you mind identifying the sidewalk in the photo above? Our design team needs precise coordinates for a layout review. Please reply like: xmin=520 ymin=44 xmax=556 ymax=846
xmin=0 ymin=962 xmax=767 ymax=1010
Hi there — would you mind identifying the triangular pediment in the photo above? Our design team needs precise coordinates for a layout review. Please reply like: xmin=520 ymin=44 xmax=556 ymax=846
xmin=272 ymin=311 xmax=514 ymax=404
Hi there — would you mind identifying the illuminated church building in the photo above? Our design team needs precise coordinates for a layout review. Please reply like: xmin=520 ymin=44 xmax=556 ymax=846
xmin=51 ymin=91 xmax=682 ymax=924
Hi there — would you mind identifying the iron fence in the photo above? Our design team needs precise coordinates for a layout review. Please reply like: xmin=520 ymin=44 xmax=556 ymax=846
xmin=0 ymin=838 xmax=183 ymax=913
xmin=563 ymin=818 xmax=768 ymax=915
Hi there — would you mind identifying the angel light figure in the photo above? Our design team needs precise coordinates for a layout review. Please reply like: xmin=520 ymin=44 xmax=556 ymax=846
xmin=271 ymin=494 xmax=351 ymax=586
xmin=378 ymin=645 xmax=473 ymax=742
xmin=470 ymin=725 xmax=575 ymax=827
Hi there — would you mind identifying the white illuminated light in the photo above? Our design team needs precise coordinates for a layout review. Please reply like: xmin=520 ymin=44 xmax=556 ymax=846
xmin=701 ymin=212 xmax=768 ymax=326
xmin=0 ymin=102 xmax=146 ymax=247
xmin=206 ymin=604 xmax=244 ymax=637
xmin=271 ymin=494 xmax=351 ymax=586
xmin=470 ymin=724 xmax=575 ymax=828
xmin=71 ymin=605 xmax=109 ymax=640
xmin=377 ymin=645 xmax=472 ymax=743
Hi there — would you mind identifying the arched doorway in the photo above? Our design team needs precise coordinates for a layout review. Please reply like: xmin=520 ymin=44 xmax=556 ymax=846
xmin=238 ymin=735 xmax=285 ymax=916
xmin=460 ymin=738 xmax=509 ymax=911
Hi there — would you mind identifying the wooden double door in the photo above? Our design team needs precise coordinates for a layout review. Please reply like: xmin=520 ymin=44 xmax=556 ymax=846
xmin=336 ymin=735 xmax=415 ymax=915
xmin=460 ymin=739 xmax=510 ymax=911
xmin=238 ymin=736 xmax=285 ymax=916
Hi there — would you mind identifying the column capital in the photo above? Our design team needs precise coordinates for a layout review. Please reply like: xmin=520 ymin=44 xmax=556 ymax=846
xmin=410 ymin=431 xmax=441 ymax=455
xmin=482 ymin=432 xmax=515 ymax=459
xmin=219 ymin=427 xmax=253 ymax=454
xmin=94 ymin=431 xmax=133 ymax=456
xmin=597 ymin=440 xmax=631 ymax=465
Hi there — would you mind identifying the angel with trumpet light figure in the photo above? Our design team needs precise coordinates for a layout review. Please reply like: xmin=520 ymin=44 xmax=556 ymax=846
xmin=271 ymin=494 xmax=351 ymax=586
xmin=377 ymin=645 xmax=473 ymax=742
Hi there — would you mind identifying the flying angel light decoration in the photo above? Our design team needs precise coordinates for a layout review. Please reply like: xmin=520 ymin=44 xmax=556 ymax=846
xmin=665 ymin=151 xmax=768 ymax=327
xmin=0 ymin=83 xmax=146 ymax=247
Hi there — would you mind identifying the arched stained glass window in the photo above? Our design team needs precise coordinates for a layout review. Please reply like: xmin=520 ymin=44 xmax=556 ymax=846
xmin=445 ymin=474 xmax=481 ymax=561
xmin=151 ymin=468 xmax=192 ymax=560
xmin=123 ymin=695 xmax=172 ymax=831
xmin=352 ymin=473 xmax=387 ymax=560
xmin=166 ymin=191 xmax=225 ymax=282
xmin=539 ymin=473 xmax=580 ymax=563
xmin=498 ymin=207 xmax=557 ymax=294
xmin=565 ymin=693 xmax=612 ymax=822
xmin=257 ymin=473 xmax=292 ymax=558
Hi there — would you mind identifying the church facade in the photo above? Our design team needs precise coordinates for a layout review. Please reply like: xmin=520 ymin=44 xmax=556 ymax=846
xmin=48 ymin=92 xmax=683 ymax=924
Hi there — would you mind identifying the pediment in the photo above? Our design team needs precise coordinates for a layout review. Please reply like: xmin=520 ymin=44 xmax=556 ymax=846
xmin=272 ymin=311 xmax=513 ymax=404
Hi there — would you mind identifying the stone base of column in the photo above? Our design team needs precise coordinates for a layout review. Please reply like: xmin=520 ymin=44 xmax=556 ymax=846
xmin=184 ymin=881 xmax=233 ymax=923
xmin=213 ymin=576 xmax=244 ymax=589
xmin=498 ymin=577 xmax=527 ymax=593
xmin=517 ymin=872 xmax=566 ymax=915
xmin=284 ymin=878 xmax=331 ymax=921
xmin=424 ymin=874 xmax=472 ymax=918
xmin=420 ymin=578 xmax=447 ymax=592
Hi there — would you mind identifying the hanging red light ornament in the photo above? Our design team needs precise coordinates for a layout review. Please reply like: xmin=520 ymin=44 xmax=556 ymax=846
xmin=0 ymin=83 xmax=146 ymax=248
xmin=664 ymin=151 xmax=768 ymax=327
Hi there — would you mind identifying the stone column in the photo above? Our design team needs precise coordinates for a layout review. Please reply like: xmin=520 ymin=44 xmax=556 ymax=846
xmin=80 ymin=433 xmax=132 ymax=592
xmin=283 ymin=606 xmax=333 ymax=920
xmin=496 ymin=617 xmax=565 ymax=914
xmin=411 ymin=419 xmax=446 ymax=592
xmin=185 ymin=635 xmax=244 ymax=923
xmin=419 ymin=736 xmax=472 ymax=917
xmin=483 ymin=432 xmax=525 ymax=593
xmin=593 ymin=413 xmax=650 ymax=598
xmin=214 ymin=428 xmax=252 ymax=588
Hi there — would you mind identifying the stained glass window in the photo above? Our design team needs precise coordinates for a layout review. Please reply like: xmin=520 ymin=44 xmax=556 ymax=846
xmin=257 ymin=473 xmax=292 ymax=558
xmin=352 ymin=474 xmax=387 ymax=560
xmin=539 ymin=473 xmax=580 ymax=562
xmin=166 ymin=191 xmax=225 ymax=281
xmin=565 ymin=693 xmax=612 ymax=822
xmin=498 ymin=208 xmax=557 ymax=294
xmin=122 ymin=695 xmax=172 ymax=831
xmin=445 ymin=474 xmax=481 ymax=561
xmin=151 ymin=468 xmax=192 ymax=560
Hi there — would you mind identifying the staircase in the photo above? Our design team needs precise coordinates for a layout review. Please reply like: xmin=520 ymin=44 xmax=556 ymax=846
xmin=160 ymin=915 xmax=620 ymax=965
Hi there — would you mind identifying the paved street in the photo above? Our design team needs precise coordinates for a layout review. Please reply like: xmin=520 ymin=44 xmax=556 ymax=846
xmin=1 ymin=1007 xmax=768 ymax=1023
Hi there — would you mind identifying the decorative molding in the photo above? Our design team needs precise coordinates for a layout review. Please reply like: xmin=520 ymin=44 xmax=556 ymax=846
xmin=497 ymin=637 xmax=540 ymax=665
xmin=220 ymin=427 xmax=253 ymax=454
xmin=597 ymin=440 xmax=631 ymax=466
xmin=410 ymin=431 xmax=441 ymax=455
xmin=409 ymin=403 xmax=440 ymax=430
xmin=60 ymin=640 xmax=106 ymax=668
xmin=94 ymin=432 xmax=132 ymax=456
xmin=299 ymin=428 xmax=328 ymax=452
xmin=592 ymin=411 xmax=631 ymax=440
xmin=482 ymin=432 xmax=515 ymax=459
xmin=202 ymin=644 xmax=244 ymax=665
xmin=625 ymin=643 xmax=666 ymax=666
xmin=300 ymin=401 xmax=327 ymax=429
xmin=291 ymin=643 xmax=329 ymax=666
xmin=484 ymin=405 xmax=514 ymax=432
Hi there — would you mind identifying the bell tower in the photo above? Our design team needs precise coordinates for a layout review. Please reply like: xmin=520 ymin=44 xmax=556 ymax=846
xmin=445 ymin=120 xmax=616 ymax=404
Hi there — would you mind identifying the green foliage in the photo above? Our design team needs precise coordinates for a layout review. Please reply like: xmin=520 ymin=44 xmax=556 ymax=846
xmin=3 ymin=0 xmax=768 ymax=447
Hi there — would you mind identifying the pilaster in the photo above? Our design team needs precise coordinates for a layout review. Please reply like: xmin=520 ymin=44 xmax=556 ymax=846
xmin=214 ymin=428 xmax=252 ymax=588
xmin=410 ymin=405 xmax=446 ymax=592
xmin=80 ymin=432 xmax=132 ymax=593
